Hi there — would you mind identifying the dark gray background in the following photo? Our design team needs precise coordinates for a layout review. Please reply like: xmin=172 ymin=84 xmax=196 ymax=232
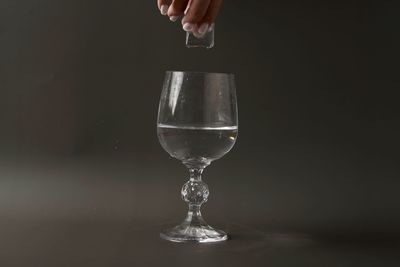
xmin=0 ymin=0 xmax=399 ymax=266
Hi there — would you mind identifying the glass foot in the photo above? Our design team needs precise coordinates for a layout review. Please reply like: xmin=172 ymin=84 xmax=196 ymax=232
xmin=160 ymin=223 xmax=228 ymax=243
xmin=160 ymin=175 xmax=228 ymax=243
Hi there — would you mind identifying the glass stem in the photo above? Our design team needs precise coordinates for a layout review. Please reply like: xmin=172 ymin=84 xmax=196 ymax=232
xmin=181 ymin=168 xmax=209 ymax=226
xmin=189 ymin=168 xmax=203 ymax=181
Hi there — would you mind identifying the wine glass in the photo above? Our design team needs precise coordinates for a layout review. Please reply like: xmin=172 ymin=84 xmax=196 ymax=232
xmin=157 ymin=71 xmax=238 ymax=243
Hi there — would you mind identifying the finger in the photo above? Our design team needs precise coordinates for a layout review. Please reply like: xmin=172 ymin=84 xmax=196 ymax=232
xmin=158 ymin=0 xmax=172 ymax=15
xmin=168 ymin=0 xmax=190 ymax=17
xmin=202 ymin=0 xmax=223 ymax=24
xmin=192 ymin=25 xmax=204 ymax=38
xmin=184 ymin=0 xmax=193 ymax=15
xmin=191 ymin=23 xmax=210 ymax=38
xmin=182 ymin=0 xmax=211 ymax=26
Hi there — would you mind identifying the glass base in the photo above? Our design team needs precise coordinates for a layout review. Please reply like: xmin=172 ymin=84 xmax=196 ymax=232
xmin=160 ymin=223 xmax=228 ymax=243
xmin=160 ymin=176 xmax=227 ymax=243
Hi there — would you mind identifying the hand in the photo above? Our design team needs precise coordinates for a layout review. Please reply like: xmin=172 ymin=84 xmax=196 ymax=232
xmin=157 ymin=0 xmax=223 ymax=37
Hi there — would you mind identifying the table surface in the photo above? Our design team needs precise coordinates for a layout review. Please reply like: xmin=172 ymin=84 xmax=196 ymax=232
xmin=0 ymin=158 xmax=398 ymax=267
xmin=1 ymin=219 xmax=399 ymax=267
xmin=0 ymin=161 xmax=400 ymax=267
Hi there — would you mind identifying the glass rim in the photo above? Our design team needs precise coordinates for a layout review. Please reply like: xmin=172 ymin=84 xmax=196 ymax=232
xmin=166 ymin=70 xmax=234 ymax=76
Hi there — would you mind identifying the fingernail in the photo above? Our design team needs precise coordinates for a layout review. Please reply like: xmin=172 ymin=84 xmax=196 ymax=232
xmin=208 ymin=23 xmax=215 ymax=32
xmin=183 ymin=23 xmax=194 ymax=32
xmin=169 ymin=16 xmax=178 ymax=22
xmin=160 ymin=5 xmax=168 ymax=15
xmin=197 ymin=23 xmax=209 ymax=36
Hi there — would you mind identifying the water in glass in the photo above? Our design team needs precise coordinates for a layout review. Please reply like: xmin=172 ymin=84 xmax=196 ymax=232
xmin=157 ymin=124 xmax=237 ymax=164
